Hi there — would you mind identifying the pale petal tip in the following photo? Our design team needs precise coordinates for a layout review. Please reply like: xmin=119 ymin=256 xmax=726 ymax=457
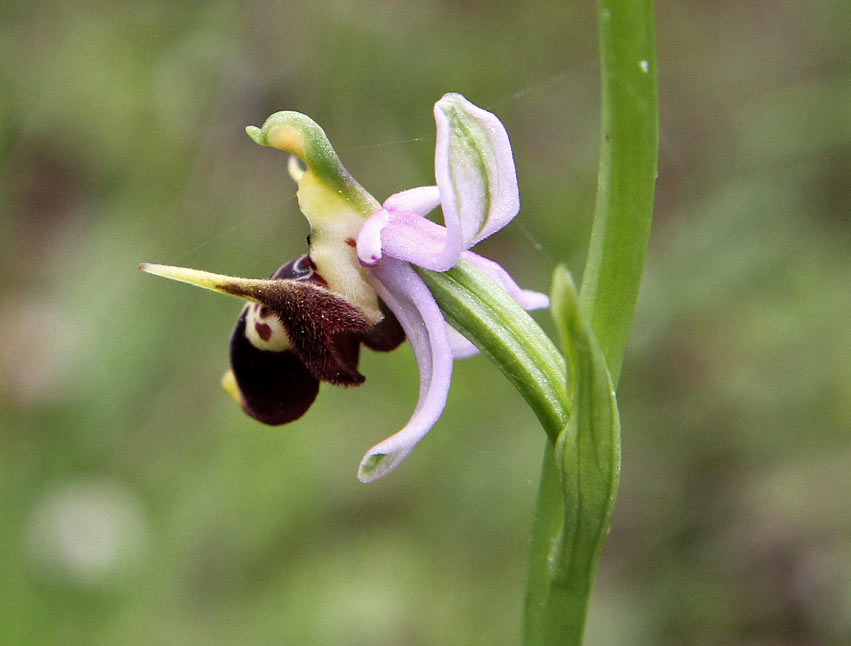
xmin=356 ymin=209 xmax=390 ymax=267
xmin=357 ymin=448 xmax=412 ymax=483
xmin=520 ymin=291 xmax=550 ymax=311
xmin=138 ymin=262 xmax=173 ymax=278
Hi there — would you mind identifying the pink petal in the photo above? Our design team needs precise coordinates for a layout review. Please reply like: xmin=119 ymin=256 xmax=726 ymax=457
xmin=357 ymin=209 xmax=448 ymax=269
xmin=360 ymin=210 xmax=451 ymax=271
xmin=358 ymin=258 xmax=453 ymax=482
xmin=357 ymin=188 xmax=442 ymax=267
xmin=383 ymin=186 xmax=441 ymax=218
xmin=357 ymin=209 xmax=390 ymax=266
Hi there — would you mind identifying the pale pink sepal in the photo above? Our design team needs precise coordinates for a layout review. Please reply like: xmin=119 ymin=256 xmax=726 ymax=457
xmin=461 ymin=251 xmax=549 ymax=311
xmin=447 ymin=326 xmax=480 ymax=359
xmin=359 ymin=95 xmax=520 ymax=273
xmin=434 ymin=93 xmax=520 ymax=250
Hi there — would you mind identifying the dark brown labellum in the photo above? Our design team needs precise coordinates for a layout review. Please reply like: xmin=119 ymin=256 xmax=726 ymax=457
xmin=230 ymin=312 xmax=319 ymax=425
xmin=221 ymin=268 xmax=371 ymax=385
xmin=227 ymin=255 xmax=407 ymax=425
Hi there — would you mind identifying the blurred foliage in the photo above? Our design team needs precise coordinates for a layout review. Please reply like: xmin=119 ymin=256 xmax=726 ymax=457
xmin=1 ymin=1 xmax=849 ymax=644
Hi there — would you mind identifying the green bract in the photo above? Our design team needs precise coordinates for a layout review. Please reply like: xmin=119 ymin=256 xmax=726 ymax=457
xmin=418 ymin=261 xmax=568 ymax=437
xmin=524 ymin=268 xmax=621 ymax=644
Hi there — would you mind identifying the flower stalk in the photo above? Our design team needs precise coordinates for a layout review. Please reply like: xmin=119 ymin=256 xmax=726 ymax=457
xmin=522 ymin=1 xmax=658 ymax=644
xmin=580 ymin=0 xmax=659 ymax=386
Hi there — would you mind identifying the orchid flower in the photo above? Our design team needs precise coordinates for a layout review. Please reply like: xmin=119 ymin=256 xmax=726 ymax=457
xmin=140 ymin=93 xmax=547 ymax=482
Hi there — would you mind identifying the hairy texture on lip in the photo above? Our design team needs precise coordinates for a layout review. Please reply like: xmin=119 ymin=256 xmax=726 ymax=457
xmin=221 ymin=278 xmax=371 ymax=385
xmin=226 ymin=256 xmax=407 ymax=427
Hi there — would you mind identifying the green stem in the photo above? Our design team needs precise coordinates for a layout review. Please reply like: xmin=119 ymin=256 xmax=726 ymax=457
xmin=580 ymin=0 xmax=658 ymax=387
xmin=524 ymin=269 xmax=622 ymax=645
xmin=523 ymin=1 xmax=657 ymax=644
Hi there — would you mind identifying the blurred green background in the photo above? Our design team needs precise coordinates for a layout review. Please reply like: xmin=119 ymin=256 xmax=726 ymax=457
xmin=2 ymin=1 xmax=849 ymax=644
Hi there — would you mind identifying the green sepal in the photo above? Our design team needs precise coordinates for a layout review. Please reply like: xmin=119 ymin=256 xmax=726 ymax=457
xmin=417 ymin=260 xmax=569 ymax=438
xmin=524 ymin=266 xmax=621 ymax=644
xmin=245 ymin=111 xmax=377 ymax=215
xmin=245 ymin=110 xmax=382 ymax=322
